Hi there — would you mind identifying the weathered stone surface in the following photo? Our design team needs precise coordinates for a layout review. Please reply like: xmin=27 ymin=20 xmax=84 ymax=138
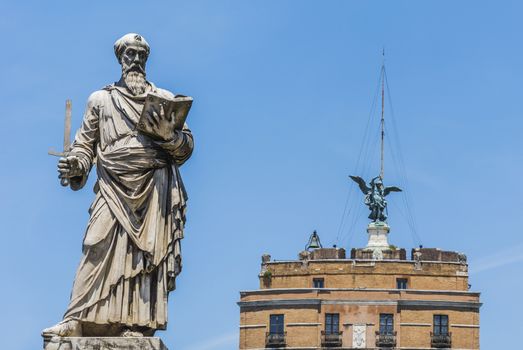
xmin=411 ymin=247 xmax=467 ymax=263
xmin=310 ymin=247 xmax=346 ymax=260
xmin=43 ymin=337 xmax=168 ymax=350
xmin=43 ymin=32 xmax=195 ymax=338
xmin=351 ymin=247 xmax=407 ymax=260
xmin=352 ymin=324 xmax=366 ymax=348
xmin=366 ymin=221 xmax=390 ymax=250
xmin=245 ymin=246 xmax=480 ymax=349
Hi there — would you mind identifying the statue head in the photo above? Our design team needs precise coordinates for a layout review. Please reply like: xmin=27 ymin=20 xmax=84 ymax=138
xmin=114 ymin=33 xmax=150 ymax=95
xmin=370 ymin=176 xmax=384 ymax=190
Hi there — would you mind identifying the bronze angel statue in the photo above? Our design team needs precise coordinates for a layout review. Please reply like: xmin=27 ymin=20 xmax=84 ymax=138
xmin=349 ymin=175 xmax=402 ymax=222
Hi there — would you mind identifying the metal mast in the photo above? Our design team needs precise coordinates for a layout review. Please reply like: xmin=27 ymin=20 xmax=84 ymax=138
xmin=380 ymin=49 xmax=385 ymax=180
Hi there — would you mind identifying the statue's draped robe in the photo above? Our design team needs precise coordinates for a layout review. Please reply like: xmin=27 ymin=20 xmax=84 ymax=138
xmin=64 ymin=83 xmax=193 ymax=336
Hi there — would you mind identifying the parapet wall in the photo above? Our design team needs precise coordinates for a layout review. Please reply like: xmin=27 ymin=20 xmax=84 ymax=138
xmin=259 ymin=247 xmax=470 ymax=291
xmin=411 ymin=247 xmax=467 ymax=263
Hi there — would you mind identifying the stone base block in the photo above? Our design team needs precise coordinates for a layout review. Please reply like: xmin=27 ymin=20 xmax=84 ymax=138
xmin=43 ymin=337 xmax=168 ymax=350
xmin=366 ymin=221 xmax=390 ymax=249
xmin=351 ymin=247 xmax=406 ymax=260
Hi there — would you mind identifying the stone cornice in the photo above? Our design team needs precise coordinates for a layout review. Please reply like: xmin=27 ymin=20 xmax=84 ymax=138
xmin=237 ymin=298 xmax=482 ymax=311
xmin=240 ymin=287 xmax=480 ymax=297
xmin=267 ymin=259 xmax=466 ymax=266
xmin=238 ymin=299 xmax=321 ymax=308
xmin=239 ymin=324 xmax=266 ymax=329
xmin=451 ymin=323 xmax=480 ymax=328
xmin=397 ymin=299 xmax=482 ymax=310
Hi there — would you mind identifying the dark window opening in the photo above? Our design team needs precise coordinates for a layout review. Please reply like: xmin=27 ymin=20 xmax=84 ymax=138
xmin=269 ymin=314 xmax=284 ymax=335
xmin=433 ymin=315 xmax=449 ymax=335
xmin=313 ymin=278 xmax=325 ymax=288
xmin=379 ymin=314 xmax=394 ymax=335
xmin=396 ymin=278 xmax=408 ymax=289
xmin=325 ymin=313 xmax=340 ymax=335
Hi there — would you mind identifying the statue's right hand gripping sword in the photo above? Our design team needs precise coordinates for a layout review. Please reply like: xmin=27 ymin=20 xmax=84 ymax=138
xmin=48 ymin=99 xmax=72 ymax=187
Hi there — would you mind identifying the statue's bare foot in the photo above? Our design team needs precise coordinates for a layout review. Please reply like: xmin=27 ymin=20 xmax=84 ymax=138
xmin=121 ymin=329 xmax=144 ymax=337
xmin=42 ymin=319 xmax=82 ymax=337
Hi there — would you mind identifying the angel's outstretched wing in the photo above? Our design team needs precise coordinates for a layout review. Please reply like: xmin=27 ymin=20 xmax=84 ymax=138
xmin=349 ymin=175 xmax=370 ymax=194
xmin=384 ymin=186 xmax=402 ymax=196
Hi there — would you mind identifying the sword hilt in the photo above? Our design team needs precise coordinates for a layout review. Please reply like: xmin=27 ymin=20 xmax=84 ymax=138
xmin=48 ymin=150 xmax=73 ymax=187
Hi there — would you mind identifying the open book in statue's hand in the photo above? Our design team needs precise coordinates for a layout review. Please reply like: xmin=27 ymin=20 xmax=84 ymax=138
xmin=137 ymin=93 xmax=193 ymax=141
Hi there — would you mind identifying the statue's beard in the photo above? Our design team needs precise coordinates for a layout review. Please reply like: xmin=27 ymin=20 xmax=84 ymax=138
xmin=122 ymin=69 xmax=148 ymax=96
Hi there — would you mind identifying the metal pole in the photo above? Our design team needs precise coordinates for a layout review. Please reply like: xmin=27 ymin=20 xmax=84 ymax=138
xmin=380 ymin=51 xmax=385 ymax=180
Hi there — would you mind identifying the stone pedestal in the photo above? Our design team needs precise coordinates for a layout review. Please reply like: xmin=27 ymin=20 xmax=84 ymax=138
xmin=366 ymin=222 xmax=390 ymax=259
xmin=43 ymin=337 xmax=168 ymax=350
xmin=366 ymin=221 xmax=390 ymax=249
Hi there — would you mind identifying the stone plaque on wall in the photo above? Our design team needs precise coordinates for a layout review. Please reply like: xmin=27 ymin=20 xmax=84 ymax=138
xmin=352 ymin=324 xmax=366 ymax=348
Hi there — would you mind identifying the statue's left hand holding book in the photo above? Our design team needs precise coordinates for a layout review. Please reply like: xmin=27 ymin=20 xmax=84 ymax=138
xmin=137 ymin=92 xmax=193 ymax=142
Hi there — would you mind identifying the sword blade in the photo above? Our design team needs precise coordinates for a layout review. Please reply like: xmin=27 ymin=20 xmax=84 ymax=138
xmin=63 ymin=99 xmax=72 ymax=153
xmin=48 ymin=149 xmax=65 ymax=157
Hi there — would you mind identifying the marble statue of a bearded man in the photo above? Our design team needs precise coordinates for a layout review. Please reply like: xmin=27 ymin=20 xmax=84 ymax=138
xmin=43 ymin=33 xmax=194 ymax=338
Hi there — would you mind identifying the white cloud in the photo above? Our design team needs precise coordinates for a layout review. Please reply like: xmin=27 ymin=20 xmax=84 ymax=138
xmin=183 ymin=331 xmax=238 ymax=350
xmin=469 ymin=243 xmax=523 ymax=275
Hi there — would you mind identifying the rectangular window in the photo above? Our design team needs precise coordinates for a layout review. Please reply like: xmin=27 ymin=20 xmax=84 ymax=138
xmin=396 ymin=278 xmax=408 ymax=289
xmin=433 ymin=315 xmax=449 ymax=335
xmin=379 ymin=314 xmax=394 ymax=335
xmin=313 ymin=278 xmax=325 ymax=288
xmin=270 ymin=314 xmax=284 ymax=335
xmin=325 ymin=313 xmax=340 ymax=335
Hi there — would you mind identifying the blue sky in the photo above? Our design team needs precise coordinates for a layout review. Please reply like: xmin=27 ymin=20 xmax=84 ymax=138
xmin=1 ymin=1 xmax=522 ymax=349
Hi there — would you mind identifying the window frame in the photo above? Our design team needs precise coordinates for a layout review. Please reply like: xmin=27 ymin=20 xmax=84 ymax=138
xmin=433 ymin=314 xmax=449 ymax=336
xmin=325 ymin=313 xmax=340 ymax=335
xmin=313 ymin=277 xmax=325 ymax=288
xmin=269 ymin=314 xmax=285 ymax=335
xmin=379 ymin=313 xmax=394 ymax=335
xmin=396 ymin=278 xmax=408 ymax=289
